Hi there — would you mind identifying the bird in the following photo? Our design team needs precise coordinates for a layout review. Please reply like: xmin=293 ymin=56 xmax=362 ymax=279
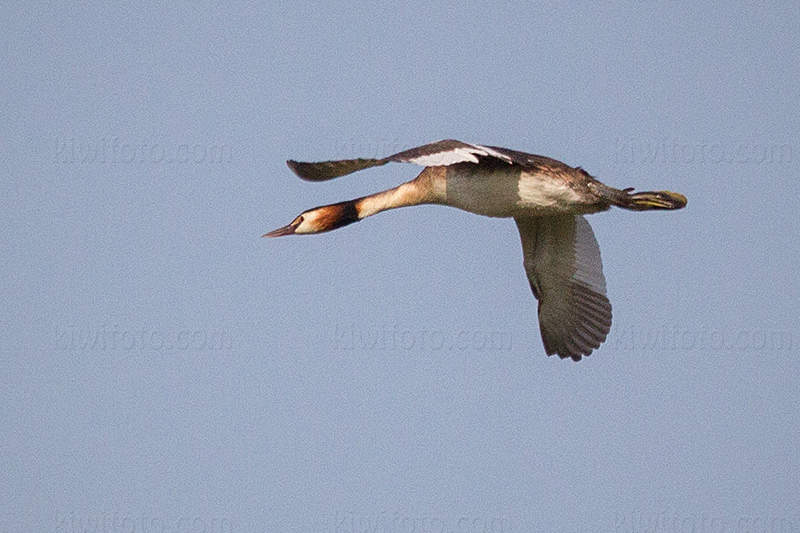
xmin=264 ymin=139 xmax=686 ymax=361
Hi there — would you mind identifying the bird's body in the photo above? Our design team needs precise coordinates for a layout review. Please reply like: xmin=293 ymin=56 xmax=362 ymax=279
xmin=265 ymin=139 xmax=686 ymax=361
xmin=440 ymin=162 xmax=603 ymax=217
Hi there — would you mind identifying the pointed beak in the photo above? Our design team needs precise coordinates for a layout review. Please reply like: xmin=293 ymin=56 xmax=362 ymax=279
xmin=262 ymin=225 xmax=294 ymax=238
xmin=262 ymin=216 xmax=302 ymax=238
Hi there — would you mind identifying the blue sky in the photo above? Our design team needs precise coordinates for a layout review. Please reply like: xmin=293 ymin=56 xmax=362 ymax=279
xmin=3 ymin=2 xmax=799 ymax=532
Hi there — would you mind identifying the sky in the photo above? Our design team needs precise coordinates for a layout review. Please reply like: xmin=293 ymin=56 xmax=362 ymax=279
xmin=2 ymin=2 xmax=799 ymax=532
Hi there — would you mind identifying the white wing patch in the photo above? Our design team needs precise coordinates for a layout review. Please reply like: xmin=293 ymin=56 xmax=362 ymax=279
xmin=405 ymin=147 xmax=481 ymax=166
xmin=470 ymin=143 xmax=515 ymax=163
xmin=403 ymin=143 xmax=514 ymax=167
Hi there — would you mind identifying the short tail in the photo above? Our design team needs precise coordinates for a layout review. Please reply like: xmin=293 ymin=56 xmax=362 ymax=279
xmin=615 ymin=189 xmax=687 ymax=211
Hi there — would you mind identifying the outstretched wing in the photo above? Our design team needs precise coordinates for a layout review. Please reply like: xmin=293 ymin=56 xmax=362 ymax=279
xmin=287 ymin=139 xmax=516 ymax=181
xmin=514 ymin=215 xmax=612 ymax=361
xmin=286 ymin=158 xmax=390 ymax=181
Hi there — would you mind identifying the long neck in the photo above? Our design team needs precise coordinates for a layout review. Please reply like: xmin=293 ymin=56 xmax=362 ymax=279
xmin=355 ymin=167 xmax=446 ymax=219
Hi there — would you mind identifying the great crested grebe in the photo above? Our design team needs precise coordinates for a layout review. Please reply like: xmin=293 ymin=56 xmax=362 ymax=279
xmin=265 ymin=139 xmax=686 ymax=361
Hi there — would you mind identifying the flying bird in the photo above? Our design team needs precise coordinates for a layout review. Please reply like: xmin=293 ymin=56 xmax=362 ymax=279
xmin=265 ymin=139 xmax=686 ymax=361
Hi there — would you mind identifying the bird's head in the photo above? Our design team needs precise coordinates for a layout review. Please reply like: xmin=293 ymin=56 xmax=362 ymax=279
xmin=262 ymin=201 xmax=360 ymax=237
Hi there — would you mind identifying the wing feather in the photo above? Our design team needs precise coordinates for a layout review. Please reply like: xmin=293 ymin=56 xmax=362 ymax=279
xmin=515 ymin=215 xmax=612 ymax=361
xmin=388 ymin=139 xmax=514 ymax=166
xmin=285 ymin=139 xmax=520 ymax=181
xmin=286 ymin=158 xmax=389 ymax=181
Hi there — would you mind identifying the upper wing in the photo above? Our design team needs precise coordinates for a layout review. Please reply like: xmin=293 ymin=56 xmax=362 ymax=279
xmin=286 ymin=157 xmax=390 ymax=181
xmin=286 ymin=139 xmax=516 ymax=181
xmin=514 ymin=215 xmax=612 ymax=361
xmin=388 ymin=139 xmax=514 ymax=166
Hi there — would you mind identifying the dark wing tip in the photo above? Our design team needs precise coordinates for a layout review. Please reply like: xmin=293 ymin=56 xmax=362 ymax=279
xmin=541 ymin=285 xmax=612 ymax=362
xmin=285 ymin=158 xmax=387 ymax=181
xmin=285 ymin=159 xmax=333 ymax=181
